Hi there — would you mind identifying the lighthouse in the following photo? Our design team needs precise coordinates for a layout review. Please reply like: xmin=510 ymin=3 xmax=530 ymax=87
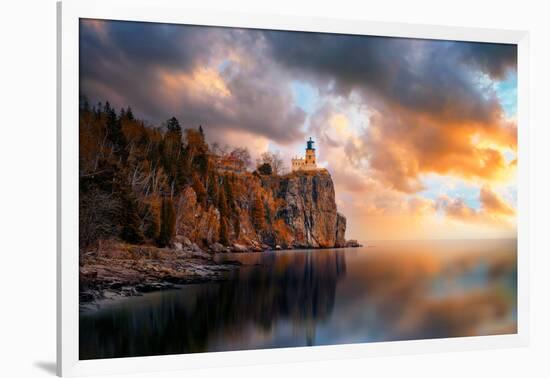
xmin=291 ymin=137 xmax=318 ymax=172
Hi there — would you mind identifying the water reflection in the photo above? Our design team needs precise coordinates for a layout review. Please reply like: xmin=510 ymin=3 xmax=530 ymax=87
xmin=80 ymin=240 xmax=516 ymax=360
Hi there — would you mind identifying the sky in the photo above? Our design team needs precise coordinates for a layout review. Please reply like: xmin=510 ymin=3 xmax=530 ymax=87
xmin=80 ymin=19 xmax=518 ymax=241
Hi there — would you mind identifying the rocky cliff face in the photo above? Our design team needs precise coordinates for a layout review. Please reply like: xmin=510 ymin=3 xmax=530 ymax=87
xmin=175 ymin=169 xmax=347 ymax=251
xmin=274 ymin=170 xmax=343 ymax=248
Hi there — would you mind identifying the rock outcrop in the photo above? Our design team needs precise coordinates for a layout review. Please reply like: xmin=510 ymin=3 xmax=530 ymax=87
xmin=273 ymin=170 xmax=344 ymax=248
xmin=335 ymin=213 xmax=347 ymax=248
xmin=174 ymin=169 xmax=347 ymax=251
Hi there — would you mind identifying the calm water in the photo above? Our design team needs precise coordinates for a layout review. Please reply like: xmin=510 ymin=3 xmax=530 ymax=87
xmin=79 ymin=239 xmax=517 ymax=360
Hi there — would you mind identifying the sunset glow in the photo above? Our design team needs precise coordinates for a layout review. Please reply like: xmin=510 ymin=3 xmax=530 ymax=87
xmin=80 ymin=19 xmax=517 ymax=242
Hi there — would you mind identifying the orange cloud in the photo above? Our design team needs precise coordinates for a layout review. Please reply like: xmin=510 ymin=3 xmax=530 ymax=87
xmin=158 ymin=67 xmax=231 ymax=103
xmin=366 ymin=107 xmax=517 ymax=193
xmin=480 ymin=186 xmax=516 ymax=217
xmin=437 ymin=186 xmax=515 ymax=228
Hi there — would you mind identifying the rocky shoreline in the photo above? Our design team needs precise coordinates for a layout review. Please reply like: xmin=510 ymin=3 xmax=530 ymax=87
xmin=80 ymin=238 xmax=363 ymax=312
xmin=79 ymin=241 xmax=239 ymax=312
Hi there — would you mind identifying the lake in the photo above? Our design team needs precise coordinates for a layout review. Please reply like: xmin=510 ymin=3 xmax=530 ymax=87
xmin=79 ymin=239 xmax=517 ymax=360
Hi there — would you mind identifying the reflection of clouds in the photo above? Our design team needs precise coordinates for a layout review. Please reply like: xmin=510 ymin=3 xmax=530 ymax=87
xmin=332 ymin=241 xmax=517 ymax=342
xmin=396 ymin=289 xmax=513 ymax=339
xmin=80 ymin=242 xmax=516 ymax=359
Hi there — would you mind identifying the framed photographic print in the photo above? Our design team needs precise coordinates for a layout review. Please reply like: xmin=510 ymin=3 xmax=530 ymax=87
xmin=57 ymin=0 xmax=529 ymax=376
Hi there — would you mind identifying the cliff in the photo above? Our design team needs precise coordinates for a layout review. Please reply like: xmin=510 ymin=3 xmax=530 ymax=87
xmin=273 ymin=170 xmax=346 ymax=248
xmin=175 ymin=169 xmax=347 ymax=252
xmin=78 ymin=106 xmax=349 ymax=254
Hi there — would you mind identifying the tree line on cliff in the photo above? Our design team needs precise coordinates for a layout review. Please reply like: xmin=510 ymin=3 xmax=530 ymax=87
xmin=79 ymin=98 xmax=346 ymax=252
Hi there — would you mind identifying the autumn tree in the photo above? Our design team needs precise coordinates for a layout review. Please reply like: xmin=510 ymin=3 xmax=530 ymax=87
xmin=252 ymin=193 xmax=266 ymax=231
xmin=192 ymin=172 xmax=207 ymax=206
xmin=230 ymin=147 xmax=252 ymax=171
xmin=79 ymin=187 xmax=121 ymax=248
xmin=207 ymin=171 xmax=219 ymax=207
xmin=223 ymin=177 xmax=235 ymax=210
xmin=257 ymin=151 xmax=285 ymax=175
xmin=233 ymin=216 xmax=241 ymax=240
xmin=219 ymin=217 xmax=229 ymax=245
xmin=186 ymin=128 xmax=208 ymax=156
xmin=217 ymin=186 xmax=228 ymax=217
xmin=210 ymin=142 xmax=229 ymax=156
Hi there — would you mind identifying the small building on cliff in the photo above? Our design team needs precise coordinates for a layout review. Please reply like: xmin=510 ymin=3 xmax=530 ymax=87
xmin=213 ymin=152 xmax=247 ymax=173
xmin=292 ymin=137 xmax=319 ymax=172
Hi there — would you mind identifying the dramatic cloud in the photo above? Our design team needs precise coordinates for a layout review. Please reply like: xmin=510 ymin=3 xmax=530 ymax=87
xmin=264 ymin=31 xmax=517 ymax=192
xmin=79 ymin=19 xmax=518 ymax=240
xmin=80 ymin=19 xmax=305 ymax=144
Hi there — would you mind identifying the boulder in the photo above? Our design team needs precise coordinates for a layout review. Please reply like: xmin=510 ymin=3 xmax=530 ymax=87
xmin=232 ymin=243 xmax=249 ymax=252
xmin=172 ymin=242 xmax=183 ymax=251
xmin=209 ymin=242 xmax=226 ymax=253
xmin=345 ymin=239 xmax=361 ymax=248
xmin=190 ymin=243 xmax=203 ymax=253
xmin=175 ymin=235 xmax=193 ymax=248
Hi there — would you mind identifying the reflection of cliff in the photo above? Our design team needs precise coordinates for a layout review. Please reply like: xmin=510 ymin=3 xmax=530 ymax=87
xmin=79 ymin=250 xmax=346 ymax=359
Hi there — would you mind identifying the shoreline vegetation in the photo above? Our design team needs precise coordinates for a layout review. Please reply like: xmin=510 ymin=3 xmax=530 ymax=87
xmin=79 ymin=99 xmax=361 ymax=310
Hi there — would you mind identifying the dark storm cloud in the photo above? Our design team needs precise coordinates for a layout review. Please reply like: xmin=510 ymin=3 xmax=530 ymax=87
xmin=79 ymin=19 xmax=209 ymax=121
xmin=264 ymin=31 xmax=516 ymax=125
xmin=459 ymin=42 xmax=517 ymax=80
xmin=79 ymin=19 xmax=305 ymax=143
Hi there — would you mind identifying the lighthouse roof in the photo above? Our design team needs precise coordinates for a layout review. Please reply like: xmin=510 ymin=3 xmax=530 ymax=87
xmin=306 ymin=137 xmax=315 ymax=150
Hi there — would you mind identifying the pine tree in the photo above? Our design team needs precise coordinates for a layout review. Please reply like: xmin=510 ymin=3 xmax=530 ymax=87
xmin=105 ymin=106 xmax=126 ymax=157
xmin=103 ymin=101 xmax=112 ymax=114
xmin=126 ymin=106 xmax=134 ymax=121
xmin=80 ymin=95 xmax=90 ymax=112
xmin=167 ymin=116 xmax=182 ymax=135
xmin=157 ymin=197 xmax=176 ymax=247
xmin=119 ymin=183 xmax=144 ymax=244
xmin=258 ymin=163 xmax=272 ymax=176
xmin=143 ymin=203 xmax=159 ymax=240
xmin=161 ymin=116 xmax=185 ymax=192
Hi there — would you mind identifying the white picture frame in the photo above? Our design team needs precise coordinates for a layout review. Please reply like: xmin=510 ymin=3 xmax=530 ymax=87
xmin=57 ymin=0 xmax=530 ymax=376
